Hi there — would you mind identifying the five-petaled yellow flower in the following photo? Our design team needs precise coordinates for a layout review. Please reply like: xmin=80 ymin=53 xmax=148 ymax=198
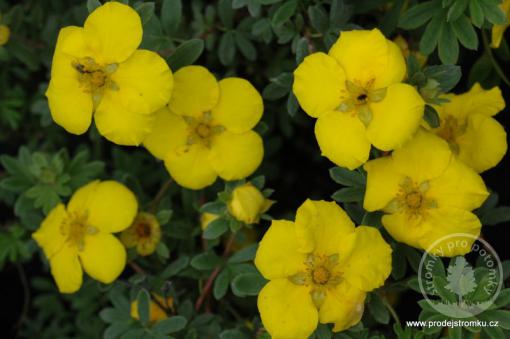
xmin=429 ymin=83 xmax=507 ymax=173
xmin=293 ymin=28 xmax=425 ymax=170
xmin=46 ymin=2 xmax=173 ymax=145
xmin=255 ymin=200 xmax=392 ymax=338
xmin=228 ymin=183 xmax=274 ymax=224
xmin=144 ymin=66 xmax=264 ymax=189
xmin=364 ymin=130 xmax=489 ymax=257
xmin=32 ymin=180 xmax=138 ymax=293
xmin=492 ymin=0 xmax=510 ymax=48
xmin=120 ymin=212 xmax=162 ymax=256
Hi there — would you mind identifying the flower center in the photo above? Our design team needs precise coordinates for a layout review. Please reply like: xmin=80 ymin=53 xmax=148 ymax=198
xmin=184 ymin=112 xmax=225 ymax=148
xmin=337 ymin=79 xmax=387 ymax=126
xmin=61 ymin=211 xmax=97 ymax=250
xmin=135 ymin=222 xmax=152 ymax=239
xmin=435 ymin=115 xmax=465 ymax=154
xmin=72 ymin=57 xmax=118 ymax=106
xmin=312 ymin=266 xmax=331 ymax=285
xmin=386 ymin=177 xmax=437 ymax=218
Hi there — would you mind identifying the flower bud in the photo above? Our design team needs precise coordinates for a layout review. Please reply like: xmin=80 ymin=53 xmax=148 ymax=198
xmin=0 ymin=25 xmax=10 ymax=46
xmin=200 ymin=212 xmax=219 ymax=230
xmin=130 ymin=295 xmax=173 ymax=323
xmin=227 ymin=183 xmax=273 ymax=224
xmin=120 ymin=212 xmax=161 ymax=256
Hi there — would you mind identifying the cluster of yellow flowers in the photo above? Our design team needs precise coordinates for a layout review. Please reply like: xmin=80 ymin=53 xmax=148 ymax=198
xmin=46 ymin=2 xmax=264 ymax=190
xmin=31 ymin=1 xmax=508 ymax=337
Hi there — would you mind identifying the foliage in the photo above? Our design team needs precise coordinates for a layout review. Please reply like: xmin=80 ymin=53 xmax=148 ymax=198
xmin=1 ymin=0 xmax=510 ymax=338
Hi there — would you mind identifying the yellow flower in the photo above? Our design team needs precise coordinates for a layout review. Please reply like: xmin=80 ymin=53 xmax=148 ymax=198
xmin=255 ymin=200 xmax=392 ymax=338
xmin=143 ymin=66 xmax=264 ymax=189
xmin=364 ymin=130 xmax=489 ymax=257
xmin=293 ymin=28 xmax=425 ymax=170
xmin=0 ymin=24 xmax=10 ymax=46
xmin=120 ymin=212 xmax=161 ymax=256
xmin=32 ymin=180 xmax=138 ymax=293
xmin=491 ymin=0 xmax=510 ymax=48
xmin=393 ymin=35 xmax=427 ymax=66
xmin=131 ymin=295 xmax=174 ymax=323
xmin=200 ymin=212 xmax=219 ymax=230
xmin=46 ymin=2 xmax=173 ymax=145
xmin=227 ymin=183 xmax=274 ymax=224
xmin=429 ymin=83 xmax=507 ymax=173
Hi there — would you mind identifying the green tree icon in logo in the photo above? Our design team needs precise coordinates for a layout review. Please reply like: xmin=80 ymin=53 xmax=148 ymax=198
xmin=445 ymin=257 xmax=477 ymax=304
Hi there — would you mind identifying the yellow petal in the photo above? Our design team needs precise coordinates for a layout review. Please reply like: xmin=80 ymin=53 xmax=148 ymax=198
xmin=32 ymin=204 xmax=68 ymax=259
xmin=143 ymin=107 xmax=188 ymax=160
xmin=319 ymin=282 xmax=366 ymax=332
xmin=47 ymin=27 xmax=93 ymax=135
xmin=456 ymin=113 xmax=507 ymax=173
xmin=294 ymin=200 xmax=355 ymax=254
xmin=69 ymin=180 xmax=138 ymax=233
xmin=444 ymin=84 xmax=505 ymax=119
xmin=419 ymin=208 xmax=482 ymax=257
xmin=50 ymin=244 xmax=83 ymax=293
xmin=367 ymin=83 xmax=424 ymax=151
xmin=381 ymin=212 xmax=425 ymax=250
xmin=314 ymin=111 xmax=370 ymax=170
xmin=79 ymin=233 xmax=127 ymax=284
xmin=58 ymin=26 xmax=91 ymax=59
xmin=392 ymin=129 xmax=452 ymax=183
xmin=211 ymin=78 xmax=263 ymax=133
xmin=209 ymin=130 xmax=263 ymax=181
xmin=428 ymin=157 xmax=488 ymax=210
xmin=255 ymin=220 xmax=306 ymax=280
xmin=363 ymin=156 xmax=403 ymax=211
xmin=112 ymin=50 xmax=173 ymax=115
xmin=329 ymin=29 xmax=405 ymax=88
xmin=94 ymin=89 xmax=155 ymax=145
xmin=168 ymin=66 xmax=219 ymax=117
xmin=164 ymin=145 xmax=217 ymax=189
xmin=293 ymin=52 xmax=347 ymax=118
xmin=341 ymin=226 xmax=392 ymax=292
xmin=83 ymin=2 xmax=142 ymax=64
xmin=258 ymin=279 xmax=318 ymax=339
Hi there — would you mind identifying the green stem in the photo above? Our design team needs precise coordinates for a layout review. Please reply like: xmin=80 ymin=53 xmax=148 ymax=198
xmin=380 ymin=293 xmax=401 ymax=326
xmin=482 ymin=30 xmax=510 ymax=87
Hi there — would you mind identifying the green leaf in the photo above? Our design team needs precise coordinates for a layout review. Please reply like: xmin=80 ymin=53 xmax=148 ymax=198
xmin=478 ymin=310 xmax=510 ymax=330
xmin=231 ymin=272 xmax=266 ymax=297
xmin=191 ymin=252 xmax=222 ymax=270
xmin=134 ymin=2 xmax=155 ymax=25
xmin=479 ymin=206 xmax=510 ymax=226
xmin=438 ymin=24 xmax=459 ymax=64
xmin=398 ymin=0 xmax=439 ymax=29
xmin=258 ymin=0 xmax=284 ymax=4
xmin=420 ymin=12 xmax=445 ymax=55
xmin=271 ymin=0 xmax=298 ymax=27
xmin=228 ymin=244 xmax=258 ymax=263
xmin=329 ymin=167 xmax=365 ymax=187
xmin=295 ymin=37 xmax=309 ymax=64
xmin=235 ymin=32 xmax=257 ymax=61
xmin=308 ymin=5 xmax=329 ymax=33
xmin=203 ymin=217 xmax=229 ymax=240
xmin=480 ymin=1 xmax=507 ymax=25
xmin=368 ymin=293 xmax=390 ymax=324
xmin=213 ymin=268 xmax=230 ymax=299
xmin=424 ymin=105 xmax=440 ymax=128
xmin=137 ymin=289 xmax=151 ymax=325
xmin=446 ymin=0 xmax=468 ymax=22
xmin=219 ymin=31 xmax=236 ymax=65
xmin=481 ymin=326 xmax=505 ymax=339
xmin=200 ymin=201 xmax=226 ymax=215
xmin=423 ymin=64 xmax=462 ymax=92
xmin=219 ymin=0 xmax=235 ymax=28
xmin=220 ymin=329 xmax=249 ymax=339
xmin=451 ymin=15 xmax=478 ymax=50
xmin=103 ymin=322 xmax=132 ymax=339
xmin=153 ymin=316 xmax=188 ymax=334
xmin=86 ymin=0 xmax=101 ymax=13
xmin=161 ymin=0 xmax=182 ymax=33
xmin=331 ymin=187 xmax=365 ymax=203
xmin=469 ymin=0 xmax=484 ymax=27
xmin=161 ymin=256 xmax=189 ymax=278
xmin=167 ymin=39 xmax=204 ymax=70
